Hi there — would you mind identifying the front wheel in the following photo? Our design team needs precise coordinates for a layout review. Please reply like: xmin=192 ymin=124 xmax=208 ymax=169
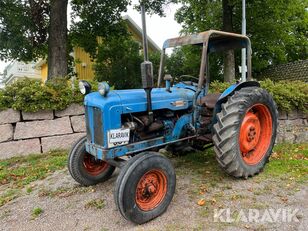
xmin=114 ymin=152 xmax=176 ymax=224
xmin=212 ymin=87 xmax=278 ymax=178
xmin=68 ymin=137 xmax=115 ymax=186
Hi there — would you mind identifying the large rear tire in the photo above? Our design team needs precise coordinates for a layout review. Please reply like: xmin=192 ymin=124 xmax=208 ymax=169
xmin=114 ymin=152 xmax=176 ymax=224
xmin=212 ymin=87 xmax=278 ymax=178
xmin=68 ymin=136 xmax=115 ymax=186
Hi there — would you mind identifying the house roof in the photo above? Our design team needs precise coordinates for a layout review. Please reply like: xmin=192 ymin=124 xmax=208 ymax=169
xmin=122 ymin=15 xmax=161 ymax=52
xmin=32 ymin=59 xmax=46 ymax=70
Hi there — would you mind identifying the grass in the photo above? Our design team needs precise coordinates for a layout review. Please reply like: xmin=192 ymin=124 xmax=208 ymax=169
xmin=85 ymin=198 xmax=105 ymax=209
xmin=38 ymin=185 xmax=95 ymax=198
xmin=0 ymin=143 xmax=307 ymax=209
xmin=0 ymin=189 xmax=20 ymax=207
xmin=0 ymin=150 xmax=67 ymax=207
xmin=32 ymin=207 xmax=43 ymax=218
xmin=174 ymin=143 xmax=308 ymax=226
xmin=260 ymin=143 xmax=308 ymax=182
xmin=176 ymin=143 xmax=308 ymax=183
xmin=0 ymin=150 xmax=67 ymax=187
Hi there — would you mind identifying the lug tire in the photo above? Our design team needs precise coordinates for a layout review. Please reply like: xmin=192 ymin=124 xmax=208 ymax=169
xmin=114 ymin=152 xmax=176 ymax=224
xmin=68 ymin=136 xmax=115 ymax=186
xmin=212 ymin=87 xmax=278 ymax=178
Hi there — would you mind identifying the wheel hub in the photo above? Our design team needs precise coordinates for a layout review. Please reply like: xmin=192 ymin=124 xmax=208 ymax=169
xmin=239 ymin=104 xmax=273 ymax=165
xmin=136 ymin=170 xmax=167 ymax=211
xmin=83 ymin=153 xmax=109 ymax=176
xmin=147 ymin=184 xmax=157 ymax=194
xmin=240 ymin=112 xmax=261 ymax=153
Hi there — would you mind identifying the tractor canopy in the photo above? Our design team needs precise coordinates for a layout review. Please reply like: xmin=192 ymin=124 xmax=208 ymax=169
xmin=158 ymin=30 xmax=252 ymax=89
xmin=162 ymin=30 xmax=251 ymax=52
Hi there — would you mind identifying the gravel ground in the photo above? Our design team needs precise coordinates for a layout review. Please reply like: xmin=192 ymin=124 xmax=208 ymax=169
xmin=0 ymin=159 xmax=307 ymax=231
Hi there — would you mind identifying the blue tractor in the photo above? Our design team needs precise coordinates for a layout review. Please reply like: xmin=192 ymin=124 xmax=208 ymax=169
xmin=68 ymin=6 xmax=278 ymax=224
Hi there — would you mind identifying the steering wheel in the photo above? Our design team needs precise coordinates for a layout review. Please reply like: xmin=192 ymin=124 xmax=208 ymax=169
xmin=179 ymin=75 xmax=199 ymax=86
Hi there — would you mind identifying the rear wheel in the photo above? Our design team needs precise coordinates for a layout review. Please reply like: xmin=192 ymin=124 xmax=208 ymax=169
xmin=114 ymin=152 xmax=176 ymax=224
xmin=212 ymin=87 xmax=278 ymax=178
xmin=68 ymin=137 xmax=115 ymax=186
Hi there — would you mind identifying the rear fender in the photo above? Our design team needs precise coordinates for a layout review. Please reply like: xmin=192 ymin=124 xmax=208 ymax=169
xmin=211 ymin=81 xmax=260 ymax=128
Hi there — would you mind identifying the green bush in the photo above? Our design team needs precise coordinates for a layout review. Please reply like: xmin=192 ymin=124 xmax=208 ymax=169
xmin=260 ymin=79 xmax=308 ymax=112
xmin=0 ymin=78 xmax=86 ymax=112
xmin=210 ymin=79 xmax=308 ymax=112
xmin=209 ymin=80 xmax=231 ymax=93
xmin=0 ymin=78 xmax=306 ymax=113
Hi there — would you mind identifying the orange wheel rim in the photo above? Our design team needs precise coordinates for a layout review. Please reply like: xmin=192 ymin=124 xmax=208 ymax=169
xmin=239 ymin=104 xmax=273 ymax=165
xmin=135 ymin=169 xmax=167 ymax=211
xmin=83 ymin=153 xmax=109 ymax=176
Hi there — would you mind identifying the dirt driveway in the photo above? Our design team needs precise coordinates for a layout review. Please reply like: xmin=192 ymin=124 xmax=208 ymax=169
xmin=0 ymin=147 xmax=307 ymax=231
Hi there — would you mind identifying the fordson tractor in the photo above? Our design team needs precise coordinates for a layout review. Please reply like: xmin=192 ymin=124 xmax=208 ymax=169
xmin=68 ymin=5 xmax=278 ymax=225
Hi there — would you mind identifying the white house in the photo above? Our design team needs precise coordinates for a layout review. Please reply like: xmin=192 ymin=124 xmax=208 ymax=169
xmin=2 ymin=61 xmax=41 ymax=86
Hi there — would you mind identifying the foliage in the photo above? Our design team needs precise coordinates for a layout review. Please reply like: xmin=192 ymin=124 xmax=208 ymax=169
xmin=0 ymin=0 xmax=130 ymax=61
xmin=0 ymin=0 xmax=49 ymax=61
xmin=0 ymin=78 xmax=84 ymax=112
xmin=0 ymin=0 xmax=170 ymax=78
xmin=94 ymin=35 xmax=161 ymax=89
xmin=260 ymin=79 xmax=308 ymax=112
xmin=165 ymin=46 xmax=225 ymax=82
xmin=133 ymin=0 xmax=174 ymax=16
xmin=209 ymin=80 xmax=230 ymax=94
xmin=174 ymin=0 xmax=308 ymax=76
xmin=69 ymin=0 xmax=129 ymax=59
xmin=210 ymin=79 xmax=308 ymax=112
xmin=1 ymin=77 xmax=307 ymax=113
xmin=94 ymin=36 xmax=143 ymax=89
xmin=166 ymin=46 xmax=202 ymax=78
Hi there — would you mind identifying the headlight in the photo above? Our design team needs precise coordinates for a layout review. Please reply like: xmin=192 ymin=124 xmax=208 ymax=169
xmin=98 ymin=82 xmax=110 ymax=97
xmin=79 ymin=80 xmax=91 ymax=95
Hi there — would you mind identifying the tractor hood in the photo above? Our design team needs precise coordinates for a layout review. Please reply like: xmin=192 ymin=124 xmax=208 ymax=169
xmin=84 ymin=86 xmax=196 ymax=114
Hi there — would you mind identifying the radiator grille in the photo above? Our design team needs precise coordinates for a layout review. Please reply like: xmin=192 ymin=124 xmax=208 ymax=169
xmin=85 ymin=106 xmax=104 ymax=146
xmin=85 ymin=107 xmax=91 ymax=142
xmin=93 ymin=107 xmax=104 ymax=146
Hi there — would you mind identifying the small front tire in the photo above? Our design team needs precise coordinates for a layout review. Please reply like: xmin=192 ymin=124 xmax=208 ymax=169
xmin=114 ymin=152 xmax=176 ymax=224
xmin=68 ymin=136 xmax=115 ymax=186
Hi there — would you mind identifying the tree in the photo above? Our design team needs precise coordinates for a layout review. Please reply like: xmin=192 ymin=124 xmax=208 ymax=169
xmin=48 ymin=0 xmax=68 ymax=79
xmin=94 ymin=34 xmax=160 ymax=89
xmin=175 ymin=0 xmax=307 ymax=80
xmin=0 ymin=0 xmax=129 ymax=80
xmin=165 ymin=46 xmax=225 ymax=82
xmin=95 ymin=36 xmax=143 ymax=89
xmin=0 ymin=0 xmax=173 ymax=80
xmin=222 ymin=0 xmax=235 ymax=82
xmin=0 ymin=0 xmax=49 ymax=61
xmin=174 ymin=0 xmax=235 ymax=82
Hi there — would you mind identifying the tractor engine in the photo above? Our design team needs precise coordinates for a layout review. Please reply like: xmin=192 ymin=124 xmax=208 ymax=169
xmin=122 ymin=110 xmax=184 ymax=143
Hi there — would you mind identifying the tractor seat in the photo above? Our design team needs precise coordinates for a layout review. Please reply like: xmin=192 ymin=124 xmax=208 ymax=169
xmin=197 ymin=93 xmax=221 ymax=109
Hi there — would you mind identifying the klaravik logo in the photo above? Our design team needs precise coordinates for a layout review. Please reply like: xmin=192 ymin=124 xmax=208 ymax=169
xmin=213 ymin=208 xmax=300 ymax=223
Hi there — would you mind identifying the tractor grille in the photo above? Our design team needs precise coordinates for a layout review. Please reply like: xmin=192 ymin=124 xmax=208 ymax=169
xmin=85 ymin=106 xmax=104 ymax=146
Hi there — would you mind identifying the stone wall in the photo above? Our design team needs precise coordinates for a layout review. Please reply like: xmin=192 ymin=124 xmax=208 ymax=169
xmin=0 ymin=105 xmax=307 ymax=160
xmin=276 ymin=110 xmax=307 ymax=144
xmin=0 ymin=104 xmax=86 ymax=160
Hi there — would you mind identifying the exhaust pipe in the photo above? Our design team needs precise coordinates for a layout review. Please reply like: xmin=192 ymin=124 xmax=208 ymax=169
xmin=140 ymin=3 xmax=154 ymax=123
